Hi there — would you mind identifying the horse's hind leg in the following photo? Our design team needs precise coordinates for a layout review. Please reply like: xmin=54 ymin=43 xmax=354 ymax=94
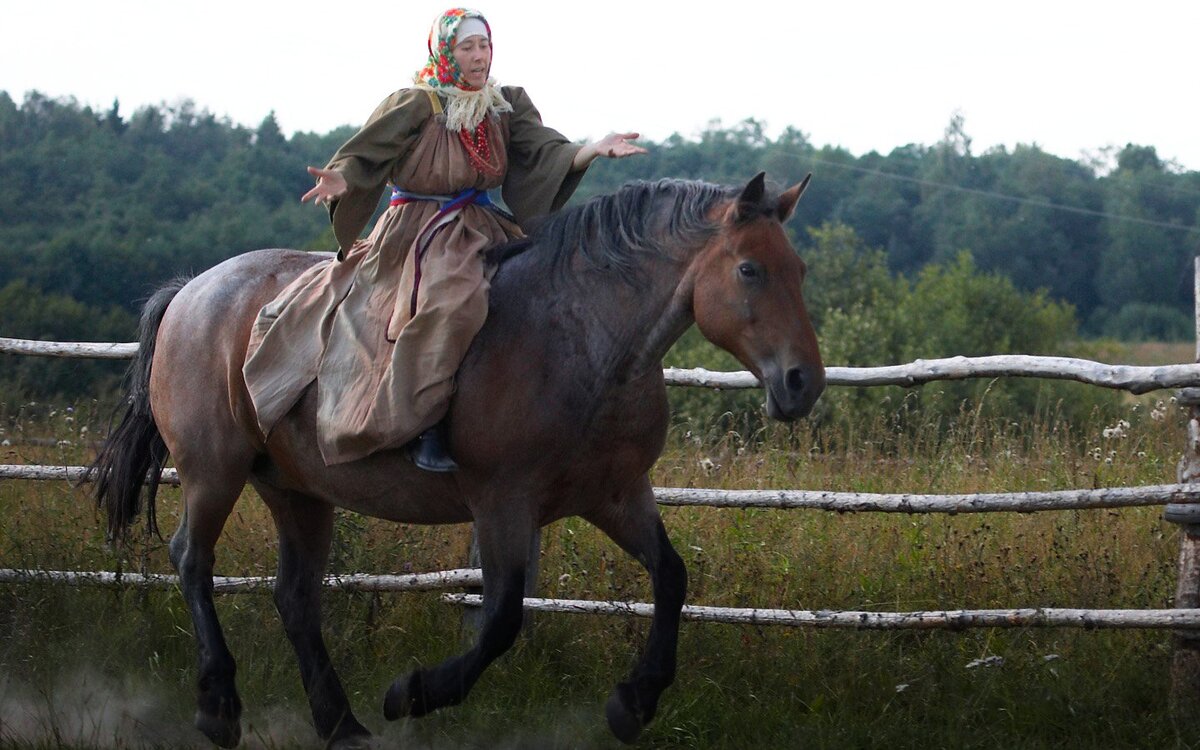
xmin=383 ymin=506 xmax=534 ymax=720
xmin=254 ymin=483 xmax=371 ymax=747
xmin=167 ymin=470 xmax=250 ymax=749
xmin=585 ymin=479 xmax=687 ymax=744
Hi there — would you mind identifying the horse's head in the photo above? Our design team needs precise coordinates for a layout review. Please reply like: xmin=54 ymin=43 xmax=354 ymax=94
xmin=692 ymin=173 xmax=825 ymax=420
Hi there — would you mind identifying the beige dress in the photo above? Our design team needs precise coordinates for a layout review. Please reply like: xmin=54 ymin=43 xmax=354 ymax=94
xmin=243 ymin=86 xmax=584 ymax=464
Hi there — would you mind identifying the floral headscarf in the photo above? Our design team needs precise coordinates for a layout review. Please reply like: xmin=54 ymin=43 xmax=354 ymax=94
xmin=413 ymin=8 xmax=512 ymax=131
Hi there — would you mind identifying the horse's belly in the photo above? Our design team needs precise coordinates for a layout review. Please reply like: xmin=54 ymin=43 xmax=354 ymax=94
xmin=261 ymin=411 xmax=473 ymax=524
xmin=326 ymin=491 xmax=474 ymax=525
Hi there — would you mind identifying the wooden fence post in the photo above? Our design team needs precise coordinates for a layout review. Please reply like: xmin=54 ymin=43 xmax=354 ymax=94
xmin=1166 ymin=257 xmax=1200 ymax=721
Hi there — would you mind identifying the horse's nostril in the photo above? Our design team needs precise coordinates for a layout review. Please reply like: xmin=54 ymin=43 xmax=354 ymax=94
xmin=785 ymin=367 xmax=804 ymax=393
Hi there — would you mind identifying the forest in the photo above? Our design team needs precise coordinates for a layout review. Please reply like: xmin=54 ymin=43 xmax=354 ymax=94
xmin=1 ymin=90 xmax=1199 ymax=399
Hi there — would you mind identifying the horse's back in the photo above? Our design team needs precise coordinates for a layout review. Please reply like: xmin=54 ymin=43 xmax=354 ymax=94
xmin=151 ymin=249 xmax=330 ymax=460
xmin=178 ymin=247 xmax=329 ymax=308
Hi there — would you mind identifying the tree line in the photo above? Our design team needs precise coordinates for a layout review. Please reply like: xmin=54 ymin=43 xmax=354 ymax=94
xmin=1 ymin=91 xmax=1198 ymax=401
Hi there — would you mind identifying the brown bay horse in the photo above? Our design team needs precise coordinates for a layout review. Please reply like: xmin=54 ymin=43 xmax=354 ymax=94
xmin=90 ymin=173 xmax=824 ymax=747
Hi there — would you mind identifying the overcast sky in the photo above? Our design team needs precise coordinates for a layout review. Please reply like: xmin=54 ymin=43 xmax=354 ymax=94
xmin=3 ymin=1 xmax=1197 ymax=171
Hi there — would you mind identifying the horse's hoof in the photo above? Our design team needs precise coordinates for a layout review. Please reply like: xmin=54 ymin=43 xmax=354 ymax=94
xmin=383 ymin=671 xmax=422 ymax=721
xmin=195 ymin=710 xmax=241 ymax=748
xmin=605 ymin=686 xmax=644 ymax=745
xmin=329 ymin=730 xmax=375 ymax=750
xmin=328 ymin=717 xmax=373 ymax=749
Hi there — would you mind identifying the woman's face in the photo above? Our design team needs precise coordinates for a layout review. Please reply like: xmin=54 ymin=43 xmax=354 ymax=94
xmin=452 ymin=35 xmax=492 ymax=89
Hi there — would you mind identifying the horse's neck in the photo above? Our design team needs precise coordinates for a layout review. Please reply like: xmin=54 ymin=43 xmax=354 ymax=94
xmin=567 ymin=252 xmax=696 ymax=387
xmin=626 ymin=269 xmax=696 ymax=381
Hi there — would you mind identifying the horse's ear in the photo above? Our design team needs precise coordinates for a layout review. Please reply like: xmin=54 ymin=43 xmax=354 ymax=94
xmin=776 ymin=173 xmax=812 ymax=222
xmin=734 ymin=172 xmax=768 ymax=222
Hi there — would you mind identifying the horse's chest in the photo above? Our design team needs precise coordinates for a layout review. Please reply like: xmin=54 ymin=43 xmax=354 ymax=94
xmin=556 ymin=394 xmax=667 ymax=480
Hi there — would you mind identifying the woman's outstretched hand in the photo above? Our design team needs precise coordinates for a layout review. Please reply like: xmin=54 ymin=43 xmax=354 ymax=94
xmin=572 ymin=132 xmax=648 ymax=171
xmin=301 ymin=166 xmax=348 ymax=206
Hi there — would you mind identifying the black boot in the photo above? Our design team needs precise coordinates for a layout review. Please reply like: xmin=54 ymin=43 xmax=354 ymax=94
xmin=407 ymin=424 xmax=459 ymax=473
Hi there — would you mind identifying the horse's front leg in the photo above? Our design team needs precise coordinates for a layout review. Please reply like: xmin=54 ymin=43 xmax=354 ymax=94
xmin=585 ymin=479 xmax=688 ymax=744
xmin=383 ymin=505 xmax=534 ymax=720
xmin=256 ymin=484 xmax=372 ymax=748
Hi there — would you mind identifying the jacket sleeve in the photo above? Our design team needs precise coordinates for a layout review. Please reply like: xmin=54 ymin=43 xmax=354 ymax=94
xmin=326 ymin=88 xmax=431 ymax=253
xmin=500 ymin=86 xmax=587 ymax=229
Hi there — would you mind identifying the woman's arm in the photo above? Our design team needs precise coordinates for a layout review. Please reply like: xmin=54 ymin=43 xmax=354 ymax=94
xmin=302 ymin=88 xmax=431 ymax=250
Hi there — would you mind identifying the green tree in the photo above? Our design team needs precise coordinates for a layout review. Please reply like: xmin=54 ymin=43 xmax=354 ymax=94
xmin=0 ymin=280 xmax=134 ymax=399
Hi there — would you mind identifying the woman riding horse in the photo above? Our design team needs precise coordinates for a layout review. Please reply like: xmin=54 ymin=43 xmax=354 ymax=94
xmin=243 ymin=8 xmax=645 ymax=471
xmin=88 ymin=7 xmax=824 ymax=746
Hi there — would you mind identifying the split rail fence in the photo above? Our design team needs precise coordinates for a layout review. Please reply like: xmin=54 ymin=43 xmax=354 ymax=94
xmin=7 ymin=262 xmax=1200 ymax=649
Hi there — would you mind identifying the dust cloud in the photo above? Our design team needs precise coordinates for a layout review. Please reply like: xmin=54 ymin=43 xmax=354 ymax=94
xmin=0 ymin=671 xmax=608 ymax=748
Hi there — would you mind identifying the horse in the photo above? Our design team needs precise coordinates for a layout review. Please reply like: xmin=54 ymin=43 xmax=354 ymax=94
xmin=90 ymin=172 xmax=825 ymax=748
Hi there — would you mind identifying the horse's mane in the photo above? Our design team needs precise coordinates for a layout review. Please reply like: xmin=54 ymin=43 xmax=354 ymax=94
xmin=494 ymin=179 xmax=739 ymax=286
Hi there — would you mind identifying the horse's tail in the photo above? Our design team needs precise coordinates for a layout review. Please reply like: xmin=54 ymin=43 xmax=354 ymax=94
xmin=88 ymin=277 xmax=190 ymax=541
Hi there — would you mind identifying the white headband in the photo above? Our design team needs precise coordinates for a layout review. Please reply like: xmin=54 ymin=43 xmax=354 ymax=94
xmin=455 ymin=18 xmax=489 ymax=45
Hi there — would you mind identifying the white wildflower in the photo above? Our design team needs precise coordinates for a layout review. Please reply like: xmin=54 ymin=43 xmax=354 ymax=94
xmin=1102 ymin=420 xmax=1130 ymax=439
xmin=965 ymin=656 xmax=1004 ymax=669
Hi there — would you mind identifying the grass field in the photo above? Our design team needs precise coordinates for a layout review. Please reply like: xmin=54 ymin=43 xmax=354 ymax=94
xmin=3 ymin=388 xmax=1200 ymax=749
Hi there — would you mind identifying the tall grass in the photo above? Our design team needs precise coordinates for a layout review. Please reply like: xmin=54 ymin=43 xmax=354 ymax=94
xmin=1 ymin=392 xmax=1199 ymax=748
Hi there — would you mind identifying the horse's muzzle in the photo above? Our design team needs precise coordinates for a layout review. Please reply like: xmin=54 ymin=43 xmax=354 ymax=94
xmin=764 ymin=363 xmax=826 ymax=421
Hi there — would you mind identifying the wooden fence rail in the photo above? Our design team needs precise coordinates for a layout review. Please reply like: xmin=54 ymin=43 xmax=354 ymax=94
xmin=0 ymin=568 xmax=483 ymax=593
xmin=5 ymin=335 xmax=1200 ymax=394
xmin=443 ymin=594 xmax=1200 ymax=631
xmin=6 ymin=567 xmax=1198 ymax=632
xmin=5 ymin=464 xmax=1200 ymax=514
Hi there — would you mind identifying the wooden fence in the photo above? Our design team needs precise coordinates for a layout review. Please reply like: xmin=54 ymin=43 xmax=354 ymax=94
xmin=5 ymin=259 xmax=1200 ymax=642
xmin=5 ymin=350 xmax=1200 ymax=630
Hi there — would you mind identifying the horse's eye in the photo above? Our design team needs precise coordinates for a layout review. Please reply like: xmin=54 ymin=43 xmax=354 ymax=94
xmin=738 ymin=262 xmax=762 ymax=281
